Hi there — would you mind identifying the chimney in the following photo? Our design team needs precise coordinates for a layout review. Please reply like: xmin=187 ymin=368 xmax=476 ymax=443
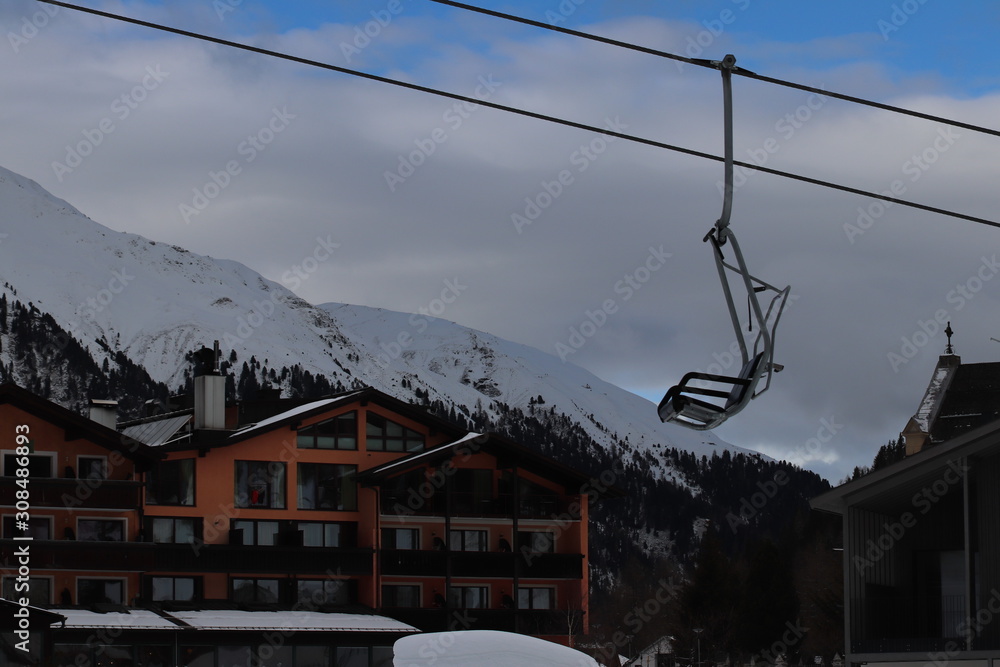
xmin=194 ymin=340 xmax=226 ymax=430
xmin=89 ymin=399 xmax=118 ymax=429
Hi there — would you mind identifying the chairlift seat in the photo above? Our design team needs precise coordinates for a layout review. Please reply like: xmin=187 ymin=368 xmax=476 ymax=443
xmin=657 ymin=352 xmax=765 ymax=430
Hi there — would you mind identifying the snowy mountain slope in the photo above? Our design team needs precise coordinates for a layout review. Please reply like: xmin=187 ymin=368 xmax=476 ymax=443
xmin=0 ymin=164 xmax=752 ymax=476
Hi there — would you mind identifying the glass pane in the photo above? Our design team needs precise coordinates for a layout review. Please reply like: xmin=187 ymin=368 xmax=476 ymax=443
xmin=449 ymin=531 xmax=462 ymax=551
xmin=296 ymin=646 xmax=329 ymax=667
xmin=338 ymin=437 xmax=357 ymax=450
xmin=232 ymin=521 xmax=252 ymax=546
xmin=397 ymin=528 xmax=416 ymax=550
xmin=298 ymin=580 xmax=322 ymax=606
xmin=175 ymin=519 xmax=195 ymax=544
xmin=337 ymin=647 xmax=368 ymax=667
xmin=372 ymin=647 xmax=394 ymax=667
xmin=152 ymin=519 xmax=173 ymax=543
xmin=175 ymin=578 xmax=195 ymax=601
xmin=325 ymin=523 xmax=341 ymax=547
xmin=316 ymin=436 xmax=335 ymax=449
xmin=518 ymin=589 xmax=529 ymax=608
xmin=386 ymin=421 xmax=403 ymax=437
xmin=533 ymin=588 xmax=553 ymax=609
xmin=301 ymin=523 xmax=323 ymax=547
xmin=151 ymin=577 xmax=172 ymax=601
xmin=258 ymin=521 xmax=279 ymax=546
xmin=137 ymin=645 xmax=172 ymax=667
xmin=297 ymin=433 xmax=314 ymax=449
xmin=218 ymin=646 xmax=253 ymax=667
xmin=180 ymin=645 xmax=214 ymax=667
xmin=258 ymin=579 xmax=279 ymax=602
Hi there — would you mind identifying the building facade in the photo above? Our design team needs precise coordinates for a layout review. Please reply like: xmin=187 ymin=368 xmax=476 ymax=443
xmin=812 ymin=352 xmax=1000 ymax=667
xmin=1 ymin=370 xmax=605 ymax=665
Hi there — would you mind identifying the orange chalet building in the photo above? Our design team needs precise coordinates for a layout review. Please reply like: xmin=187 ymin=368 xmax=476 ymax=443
xmin=0 ymin=348 xmax=612 ymax=666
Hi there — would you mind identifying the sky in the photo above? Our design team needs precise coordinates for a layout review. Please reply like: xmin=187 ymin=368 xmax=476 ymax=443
xmin=2 ymin=0 xmax=1000 ymax=482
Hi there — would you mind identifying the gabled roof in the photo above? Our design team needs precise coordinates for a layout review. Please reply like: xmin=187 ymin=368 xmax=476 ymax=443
xmin=0 ymin=383 xmax=161 ymax=467
xmin=148 ymin=386 xmax=465 ymax=452
xmin=811 ymin=416 xmax=1000 ymax=515
xmin=360 ymin=431 xmax=625 ymax=500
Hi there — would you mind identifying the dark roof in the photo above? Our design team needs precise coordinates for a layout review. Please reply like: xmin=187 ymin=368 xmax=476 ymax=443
xmin=360 ymin=431 xmax=626 ymax=501
xmin=928 ymin=361 xmax=1000 ymax=443
xmin=0 ymin=598 xmax=66 ymax=629
xmin=0 ymin=383 xmax=161 ymax=467
xmin=148 ymin=386 xmax=465 ymax=452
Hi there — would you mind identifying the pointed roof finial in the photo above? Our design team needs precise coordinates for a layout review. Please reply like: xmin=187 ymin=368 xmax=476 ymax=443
xmin=945 ymin=322 xmax=954 ymax=355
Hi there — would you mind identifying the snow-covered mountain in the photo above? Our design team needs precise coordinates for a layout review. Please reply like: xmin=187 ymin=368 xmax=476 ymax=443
xmin=0 ymin=164 xmax=748 ymax=474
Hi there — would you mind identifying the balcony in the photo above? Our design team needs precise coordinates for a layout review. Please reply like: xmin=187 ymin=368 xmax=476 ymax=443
xmin=0 ymin=539 xmax=373 ymax=575
xmin=380 ymin=550 xmax=583 ymax=579
xmin=381 ymin=492 xmax=580 ymax=520
xmin=0 ymin=477 xmax=141 ymax=509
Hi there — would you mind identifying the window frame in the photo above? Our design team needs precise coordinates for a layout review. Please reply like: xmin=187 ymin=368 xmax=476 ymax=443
xmin=381 ymin=583 xmax=421 ymax=608
xmin=1 ymin=450 xmax=56 ymax=478
xmin=365 ymin=412 xmax=425 ymax=453
xmin=2 ymin=515 xmax=52 ymax=540
xmin=449 ymin=529 xmax=488 ymax=552
xmin=146 ymin=458 xmax=196 ymax=506
xmin=448 ymin=585 xmax=489 ymax=609
xmin=518 ymin=586 xmax=555 ymax=610
xmin=231 ymin=577 xmax=281 ymax=604
xmin=382 ymin=527 xmax=420 ymax=550
xmin=296 ymin=578 xmax=354 ymax=608
xmin=296 ymin=462 xmax=357 ymax=511
xmin=77 ymin=517 xmax=127 ymax=542
xmin=235 ymin=460 xmax=286 ymax=509
xmin=150 ymin=575 xmax=200 ymax=602
xmin=149 ymin=516 xmax=201 ymax=544
xmin=297 ymin=411 xmax=358 ymax=450
xmin=77 ymin=455 xmax=108 ymax=481
xmin=77 ymin=577 xmax=126 ymax=606
xmin=230 ymin=519 xmax=280 ymax=546
xmin=3 ymin=575 xmax=52 ymax=606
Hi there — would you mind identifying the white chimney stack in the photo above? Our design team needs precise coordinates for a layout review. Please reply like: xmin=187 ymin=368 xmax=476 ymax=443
xmin=194 ymin=340 xmax=226 ymax=430
xmin=89 ymin=399 xmax=118 ymax=429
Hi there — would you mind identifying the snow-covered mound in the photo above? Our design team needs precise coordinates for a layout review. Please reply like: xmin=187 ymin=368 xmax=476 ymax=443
xmin=393 ymin=630 xmax=600 ymax=667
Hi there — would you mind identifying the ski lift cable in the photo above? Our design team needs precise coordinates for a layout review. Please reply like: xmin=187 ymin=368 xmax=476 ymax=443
xmin=37 ymin=1 xmax=1000 ymax=230
xmin=428 ymin=0 xmax=1000 ymax=140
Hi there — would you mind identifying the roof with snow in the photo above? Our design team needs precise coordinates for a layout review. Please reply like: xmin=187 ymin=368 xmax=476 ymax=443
xmin=360 ymin=431 xmax=625 ymax=500
xmin=904 ymin=355 xmax=1000 ymax=445
xmin=43 ymin=607 xmax=417 ymax=633
xmin=0 ymin=382 xmax=161 ymax=467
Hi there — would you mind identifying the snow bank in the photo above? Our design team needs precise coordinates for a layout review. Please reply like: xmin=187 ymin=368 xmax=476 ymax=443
xmin=393 ymin=630 xmax=599 ymax=667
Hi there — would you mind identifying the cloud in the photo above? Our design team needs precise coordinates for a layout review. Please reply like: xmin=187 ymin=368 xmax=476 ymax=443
xmin=2 ymin=0 xmax=999 ymax=481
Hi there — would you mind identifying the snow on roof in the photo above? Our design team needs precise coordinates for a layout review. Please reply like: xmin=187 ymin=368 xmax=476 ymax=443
xmin=230 ymin=396 xmax=354 ymax=438
xmin=57 ymin=608 xmax=179 ymax=630
xmin=365 ymin=431 xmax=486 ymax=477
xmin=914 ymin=365 xmax=955 ymax=432
xmin=393 ymin=630 xmax=600 ymax=666
xmin=168 ymin=610 xmax=417 ymax=632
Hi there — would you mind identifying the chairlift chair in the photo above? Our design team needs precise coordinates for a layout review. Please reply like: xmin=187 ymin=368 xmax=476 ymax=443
xmin=658 ymin=55 xmax=791 ymax=430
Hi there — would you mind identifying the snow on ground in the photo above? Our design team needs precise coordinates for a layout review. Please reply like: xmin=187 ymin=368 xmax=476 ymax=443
xmin=393 ymin=630 xmax=599 ymax=667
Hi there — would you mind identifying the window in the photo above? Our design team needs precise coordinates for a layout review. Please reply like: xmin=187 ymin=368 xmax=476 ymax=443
xmin=232 ymin=577 xmax=279 ymax=604
xmin=2 ymin=452 xmax=54 ymax=478
xmin=78 ymin=518 xmax=125 ymax=542
xmin=78 ymin=578 xmax=124 ymax=605
xmin=296 ymin=579 xmax=352 ymax=607
xmin=151 ymin=576 xmax=198 ymax=602
xmin=150 ymin=517 xmax=199 ymax=544
xmin=299 ymin=521 xmax=353 ymax=548
xmin=382 ymin=584 xmax=420 ymax=608
xmin=2 ymin=516 xmax=51 ymax=540
xmin=449 ymin=529 xmax=487 ymax=552
xmin=297 ymin=463 xmax=356 ymax=511
xmin=382 ymin=527 xmax=419 ymax=550
xmin=449 ymin=586 xmax=488 ymax=609
xmin=337 ymin=648 xmax=369 ymax=667
xmin=146 ymin=458 xmax=195 ymax=506
xmin=297 ymin=412 xmax=357 ymax=450
xmin=296 ymin=647 xmax=331 ymax=667
xmin=77 ymin=456 xmax=107 ymax=480
xmin=365 ymin=413 xmax=424 ymax=452
xmin=518 ymin=587 xmax=555 ymax=609
xmin=3 ymin=577 xmax=50 ymax=606
xmin=235 ymin=460 xmax=286 ymax=509
xmin=231 ymin=520 xmax=280 ymax=546
xmin=517 ymin=531 xmax=555 ymax=553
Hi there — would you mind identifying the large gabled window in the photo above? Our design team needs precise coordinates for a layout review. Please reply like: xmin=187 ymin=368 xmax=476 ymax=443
xmin=297 ymin=411 xmax=357 ymax=450
xmin=146 ymin=459 xmax=195 ymax=506
xmin=365 ymin=413 xmax=424 ymax=452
